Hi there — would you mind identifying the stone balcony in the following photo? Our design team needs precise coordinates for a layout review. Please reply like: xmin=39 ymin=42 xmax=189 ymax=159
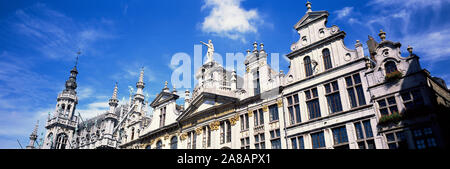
xmin=46 ymin=117 xmax=77 ymax=129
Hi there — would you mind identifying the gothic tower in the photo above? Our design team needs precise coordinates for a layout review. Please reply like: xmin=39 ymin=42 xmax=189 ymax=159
xmin=42 ymin=65 xmax=79 ymax=149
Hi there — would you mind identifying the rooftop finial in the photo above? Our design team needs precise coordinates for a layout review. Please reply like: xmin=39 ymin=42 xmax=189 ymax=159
xmin=139 ymin=67 xmax=144 ymax=83
xmin=407 ymin=45 xmax=413 ymax=55
xmin=306 ymin=1 xmax=312 ymax=13
xmin=112 ymin=82 xmax=118 ymax=99
xmin=164 ymin=81 xmax=168 ymax=89
xmin=253 ymin=41 xmax=258 ymax=52
xmin=379 ymin=29 xmax=386 ymax=41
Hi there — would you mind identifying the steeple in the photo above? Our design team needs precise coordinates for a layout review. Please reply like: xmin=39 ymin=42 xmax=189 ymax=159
xmin=26 ymin=120 xmax=39 ymax=149
xmin=134 ymin=67 xmax=145 ymax=99
xmin=109 ymin=82 xmax=119 ymax=113
xmin=163 ymin=81 xmax=170 ymax=93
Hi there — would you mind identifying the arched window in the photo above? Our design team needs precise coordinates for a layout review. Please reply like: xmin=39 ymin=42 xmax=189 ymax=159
xmin=322 ymin=48 xmax=332 ymax=70
xmin=156 ymin=140 xmax=162 ymax=149
xmin=55 ymin=133 xmax=68 ymax=149
xmin=170 ymin=136 xmax=178 ymax=149
xmin=385 ymin=61 xmax=398 ymax=74
xmin=304 ymin=56 xmax=313 ymax=77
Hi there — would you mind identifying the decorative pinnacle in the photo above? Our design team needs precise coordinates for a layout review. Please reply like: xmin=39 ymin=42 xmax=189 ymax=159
xmin=246 ymin=49 xmax=250 ymax=55
xmin=407 ymin=45 xmax=413 ymax=55
xmin=306 ymin=1 xmax=312 ymax=13
xmin=164 ymin=81 xmax=168 ymax=89
xmin=379 ymin=29 xmax=386 ymax=41
xmin=32 ymin=120 xmax=39 ymax=136
xmin=139 ymin=67 xmax=144 ymax=83
xmin=75 ymin=49 xmax=81 ymax=67
xmin=260 ymin=43 xmax=265 ymax=51
xmin=112 ymin=82 xmax=118 ymax=99
xmin=253 ymin=41 xmax=258 ymax=52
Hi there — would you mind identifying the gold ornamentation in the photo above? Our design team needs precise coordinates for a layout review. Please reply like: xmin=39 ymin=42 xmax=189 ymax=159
xmin=246 ymin=67 xmax=250 ymax=73
xmin=248 ymin=110 xmax=253 ymax=117
xmin=262 ymin=105 xmax=268 ymax=112
xmin=149 ymin=139 xmax=155 ymax=145
xmin=229 ymin=114 xmax=239 ymax=126
xmin=277 ymin=99 xmax=283 ymax=107
xmin=195 ymin=127 xmax=203 ymax=135
xmin=209 ymin=121 xmax=220 ymax=131
xmin=180 ymin=133 xmax=188 ymax=141
xmin=164 ymin=134 xmax=170 ymax=140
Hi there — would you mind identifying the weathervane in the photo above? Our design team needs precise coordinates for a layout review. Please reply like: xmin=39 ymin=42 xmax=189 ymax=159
xmin=75 ymin=49 xmax=81 ymax=67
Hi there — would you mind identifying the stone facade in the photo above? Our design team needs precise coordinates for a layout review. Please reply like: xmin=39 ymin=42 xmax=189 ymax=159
xmin=33 ymin=2 xmax=449 ymax=149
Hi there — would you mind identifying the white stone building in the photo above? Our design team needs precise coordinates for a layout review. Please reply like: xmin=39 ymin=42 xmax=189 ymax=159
xmin=30 ymin=2 xmax=449 ymax=150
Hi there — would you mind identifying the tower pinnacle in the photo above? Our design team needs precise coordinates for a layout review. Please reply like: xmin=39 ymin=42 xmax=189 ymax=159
xmin=26 ymin=120 xmax=39 ymax=149
xmin=306 ymin=1 xmax=312 ymax=13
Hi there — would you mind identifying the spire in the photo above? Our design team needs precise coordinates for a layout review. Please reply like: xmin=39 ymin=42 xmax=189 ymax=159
xmin=306 ymin=1 xmax=312 ymax=13
xmin=139 ymin=67 xmax=144 ymax=83
xmin=112 ymin=82 xmax=118 ymax=99
xmin=26 ymin=120 xmax=39 ymax=149
xmin=135 ymin=67 xmax=145 ymax=98
xmin=253 ymin=41 xmax=258 ymax=53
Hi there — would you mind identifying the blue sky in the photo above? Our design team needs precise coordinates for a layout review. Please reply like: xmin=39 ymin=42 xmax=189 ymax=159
xmin=1 ymin=0 xmax=449 ymax=148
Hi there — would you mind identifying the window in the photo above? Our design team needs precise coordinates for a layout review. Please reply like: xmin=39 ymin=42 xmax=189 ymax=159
xmin=192 ymin=131 xmax=197 ymax=149
xmin=304 ymin=56 xmax=313 ymax=77
xmin=291 ymin=136 xmax=305 ymax=149
xmin=240 ymin=137 xmax=250 ymax=149
xmin=325 ymin=81 xmax=343 ymax=113
xmin=145 ymin=145 xmax=151 ymax=149
xmin=378 ymin=96 xmax=398 ymax=116
xmin=202 ymin=126 xmax=211 ymax=148
xmin=412 ymin=127 xmax=437 ymax=149
xmin=401 ymin=89 xmax=424 ymax=110
xmin=354 ymin=120 xmax=375 ymax=149
xmin=287 ymin=94 xmax=301 ymax=124
xmin=311 ymin=131 xmax=325 ymax=149
xmin=346 ymin=73 xmax=366 ymax=108
xmin=385 ymin=131 xmax=408 ymax=149
xmin=254 ymin=109 xmax=264 ymax=127
xmin=55 ymin=133 xmax=68 ymax=149
xmin=160 ymin=107 xmax=166 ymax=127
xmin=385 ymin=61 xmax=398 ymax=74
xmin=305 ymin=88 xmax=321 ymax=119
xmin=270 ymin=129 xmax=281 ymax=149
xmin=187 ymin=132 xmax=192 ymax=149
xmin=254 ymin=133 xmax=266 ymax=149
xmin=240 ymin=113 xmax=250 ymax=131
xmin=332 ymin=126 xmax=349 ymax=149
xmin=131 ymin=128 xmax=135 ymax=140
xmin=269 ymin=104 xmax=279 ymax=122
xmin=220 ymin=120 xmax=232 ymax=144
xmin=323 ymin=48 xmax=333 ymax=70
xmin=254 ymin=70 xmax=261 ymax=95
xmin=170 ymin=136 xmax=178 ymax=149
xmin=156 ymin=140 xmax=162 ymax=149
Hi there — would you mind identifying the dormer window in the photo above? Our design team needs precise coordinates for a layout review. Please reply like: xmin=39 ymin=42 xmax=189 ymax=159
xmin=385 ymin=61 xmax=398 ymax=74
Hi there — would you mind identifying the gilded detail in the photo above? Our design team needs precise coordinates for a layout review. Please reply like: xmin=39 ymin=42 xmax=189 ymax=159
xmin=195 ymin=127 xmax=203 ymax=135
xmin=229 ymin=114 xmax=239 ymax=126
xmin=209 ymin=121 xmax=220 ymax=131
xmin=180 ymin=133 xmax=188 ymax=140
xmin=277 ymin=99 xmax=283 ymax=107
xmin=262 ymin=105 xmax=268 ymax=112
xmin=248 ymin=110 xmax=253 ymax=117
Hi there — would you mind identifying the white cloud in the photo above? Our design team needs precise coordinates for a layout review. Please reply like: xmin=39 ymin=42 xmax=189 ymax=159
xmin=201 ymin=0 xmax=261 ymax=42
xmin=334 ymin=7 xmax=353 ymax=20
xmin=9 ymin=3 xmax=115 ymax=60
